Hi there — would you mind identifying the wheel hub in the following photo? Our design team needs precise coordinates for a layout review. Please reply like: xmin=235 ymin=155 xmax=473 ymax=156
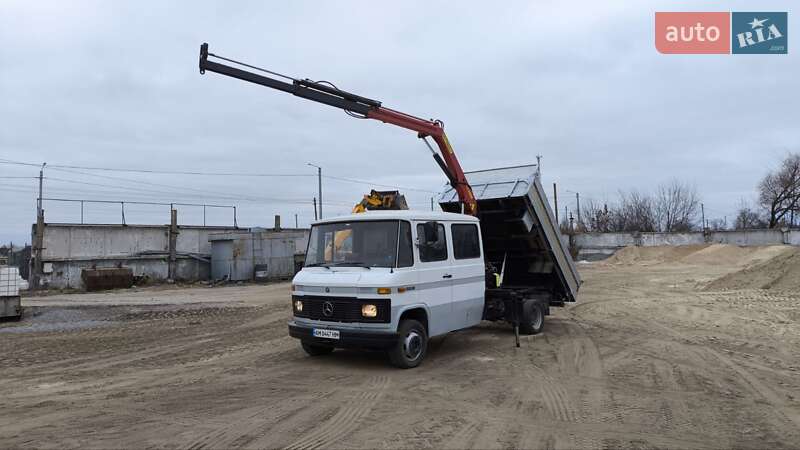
xmin=403 ymin=331 xmax=422 ymax=360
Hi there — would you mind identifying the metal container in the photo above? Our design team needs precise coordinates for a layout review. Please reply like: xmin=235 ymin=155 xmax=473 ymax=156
xmin=81 ymin=267 xmax=134 ymax=291
xmin=0 ymin=266 xmax=24 ymax=319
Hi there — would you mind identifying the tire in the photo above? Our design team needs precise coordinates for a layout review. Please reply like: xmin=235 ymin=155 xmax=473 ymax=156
xmin=301 ymin=341 xmax=334 ymax=356
xmin=388 ymin=319 xmax=428 ymax=369
xmin=519 ymin=300 xmax=545 ymax=335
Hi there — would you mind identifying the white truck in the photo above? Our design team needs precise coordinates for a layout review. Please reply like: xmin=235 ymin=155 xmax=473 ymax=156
xmin=196 ymin=46 xmax=581 ymax=367
xmin=289 ymin=166 xmax=581 ymax=368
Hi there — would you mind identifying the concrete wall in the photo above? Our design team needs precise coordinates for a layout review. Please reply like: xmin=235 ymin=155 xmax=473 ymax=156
xmin=35 ymin=223 xmax=239 ymax=289
xmin=575 ymin=229 xmax=799 ymax=260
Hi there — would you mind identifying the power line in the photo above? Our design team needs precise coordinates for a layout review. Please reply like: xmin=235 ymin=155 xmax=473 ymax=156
xmin=0 ymin=177 xmax=359 ymax=207
xmin=49 ymin=163 xmax=312 ymax=177
xmin=1 ymin=157 xmax=442 ymax=195
xmin=45 ymin=173 xmax=310 ymax=204
xmin=0 ymin=158 xmax=41 ymax=167
xmin=323 ymin=174 xmax=438 ymax=193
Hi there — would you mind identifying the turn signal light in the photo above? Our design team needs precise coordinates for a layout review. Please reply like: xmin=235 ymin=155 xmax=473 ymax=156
xmin=290 ymin=284 xmax=296 ymax=292
xmin=361 ymin=304 xmax=378 ymax=318
xmin=376 ymin=287 xmax=391 ymax=295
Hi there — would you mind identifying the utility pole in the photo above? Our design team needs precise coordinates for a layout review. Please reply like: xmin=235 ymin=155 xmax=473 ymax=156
xmin=37 ymin=162 xmax=45 ymax=216
xmin=308 ymin=163 xmax=322 ymax=219
xmin=553 ymin=183 xmax=558 ymax=224
xmin=33 ymin=162 xmax=46 ymax=289
xmin=168 ymin=209 xmax=178 ymax=281
xmin=575 ymin=192 xmax=581 ymax=230
xmin=313 ymin=197 xmax=318 ymax=221
xmin=431 ymin=197 xmax=434 ymax=211
xmin=701 ymin=203 xmax=706 ymax=231
xmin=536 ymin=155 xmax=542 ymax=177
xmin=295 ymin=213 xmax=298 ymax=228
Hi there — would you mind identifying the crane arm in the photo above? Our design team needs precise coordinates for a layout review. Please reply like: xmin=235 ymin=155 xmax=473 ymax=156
xmin=198 ymin=43 xmax=477 ymax=216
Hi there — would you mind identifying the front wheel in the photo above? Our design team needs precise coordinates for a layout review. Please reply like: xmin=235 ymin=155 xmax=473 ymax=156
xmin=519 ymin=300 xmax=545 ymax=335
xmin=388 ymin=319 xmax=428 ymax=369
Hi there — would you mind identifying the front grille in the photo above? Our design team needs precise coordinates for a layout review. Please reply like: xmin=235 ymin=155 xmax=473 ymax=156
xmin=292 ymin=295 xmax=390 ymax=323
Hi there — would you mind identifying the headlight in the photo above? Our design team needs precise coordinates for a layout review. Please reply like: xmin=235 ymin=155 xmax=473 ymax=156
xmin=294 ymin=300 xmax=303 ymax=312
xmin=361 ymin=304 xmax=378 ymax=318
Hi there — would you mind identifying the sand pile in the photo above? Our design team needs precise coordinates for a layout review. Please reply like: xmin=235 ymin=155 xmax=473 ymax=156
xmin=679 ymin=244 xmax=755 ymax=265
xmin=704 ymin=246 xmax=800 ymax=291
xmin=605 ymin=244 xmax=709 ymax=265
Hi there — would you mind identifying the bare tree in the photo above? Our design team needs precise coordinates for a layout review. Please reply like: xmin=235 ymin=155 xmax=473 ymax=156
xmin=653 ymin=179 xmax=700 ymax=232
xmin=582 ymin=199 xmax=613 ymax=232
xmin=759 ymin=153 xmax=800 ymax=228
xmin=611 ymin=189 xmax=656 ymax=232
xmin=734 ymin=199 xmax=767 ymax=230
xmin=707 ymin=218 xmax=727 ymax=231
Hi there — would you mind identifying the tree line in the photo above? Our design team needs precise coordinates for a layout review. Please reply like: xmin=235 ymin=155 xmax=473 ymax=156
xmin=562 ymin=152 xmax=799 ymax=233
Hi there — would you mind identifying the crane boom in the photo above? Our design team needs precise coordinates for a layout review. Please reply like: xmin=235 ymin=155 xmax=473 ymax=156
xmin=198 ymin=43 xmax=477 ymax=216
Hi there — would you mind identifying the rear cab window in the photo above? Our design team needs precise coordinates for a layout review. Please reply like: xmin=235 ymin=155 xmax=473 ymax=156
xmin=452 ymin=223 xmax=481 ymax=260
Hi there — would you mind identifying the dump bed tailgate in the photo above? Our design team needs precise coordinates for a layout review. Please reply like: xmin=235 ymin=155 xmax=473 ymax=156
xmin=438 ymin=165 xmax=581 ymax=302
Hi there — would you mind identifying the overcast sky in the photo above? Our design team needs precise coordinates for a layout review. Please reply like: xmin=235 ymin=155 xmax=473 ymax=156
xmin=1 ymin=0 xmax=797 ymax=244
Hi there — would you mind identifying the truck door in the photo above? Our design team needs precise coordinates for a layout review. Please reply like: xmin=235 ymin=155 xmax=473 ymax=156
xmin=450 ymin=223 xmax=485 ymax=328
xmin=415 ymin=222 xmax=454 ymax=337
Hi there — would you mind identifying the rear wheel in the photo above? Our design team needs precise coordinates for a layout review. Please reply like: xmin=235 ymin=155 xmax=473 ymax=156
xmin=519 ymin=300 xmax=545 ymax=335
xmin=301 ymin=341 xmax=334 ymax=356
xmin=389 ymin=319 xmax=428 ymax=369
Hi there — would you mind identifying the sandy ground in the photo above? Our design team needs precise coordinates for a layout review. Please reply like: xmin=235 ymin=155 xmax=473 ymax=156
xmin=2 ymin=246 xmax=800 ymax=449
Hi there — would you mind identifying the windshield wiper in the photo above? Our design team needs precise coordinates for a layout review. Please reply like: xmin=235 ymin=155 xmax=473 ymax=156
xmin=329 ymin=262 xmax=372 ymax=269
xmin=305 ymin=263 xmax=331 ymax=269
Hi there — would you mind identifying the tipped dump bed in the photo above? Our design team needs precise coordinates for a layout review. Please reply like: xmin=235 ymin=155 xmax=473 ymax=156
xmin=439 ymin=165 xmax=581 ymax=303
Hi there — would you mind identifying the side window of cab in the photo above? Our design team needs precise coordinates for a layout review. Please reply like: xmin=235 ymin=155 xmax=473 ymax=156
xmin=416 ymin=222 xmax=448 ymax=262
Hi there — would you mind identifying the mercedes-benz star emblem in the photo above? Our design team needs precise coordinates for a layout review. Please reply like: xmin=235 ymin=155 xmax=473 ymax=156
xmin=322 ymin=301 xmax=334 ymax=317
xmin=325 ymin=287 xmax=330 ymax=293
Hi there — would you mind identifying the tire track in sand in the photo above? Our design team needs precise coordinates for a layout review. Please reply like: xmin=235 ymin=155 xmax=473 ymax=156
xmin=185 ymin=389 xmax=333 ymax=450
xmin=283 ymin=375 xmax=391 ymax=450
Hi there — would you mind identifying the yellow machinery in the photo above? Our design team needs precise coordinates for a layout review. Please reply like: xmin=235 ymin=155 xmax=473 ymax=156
xmin=352 ymin=190 xmax=409 ymax=213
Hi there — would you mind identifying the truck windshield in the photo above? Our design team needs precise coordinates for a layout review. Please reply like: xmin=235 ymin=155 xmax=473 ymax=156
xmin=305 ymin=220 xmax=403 ymax=268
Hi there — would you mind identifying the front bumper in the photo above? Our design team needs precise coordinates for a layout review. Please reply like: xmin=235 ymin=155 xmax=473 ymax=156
xmin=288 ymin=321 xmax=399 ymax=349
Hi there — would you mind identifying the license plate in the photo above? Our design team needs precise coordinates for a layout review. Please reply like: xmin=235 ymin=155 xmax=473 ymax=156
xmin=313 ymin=328 xmax=340 ymax=340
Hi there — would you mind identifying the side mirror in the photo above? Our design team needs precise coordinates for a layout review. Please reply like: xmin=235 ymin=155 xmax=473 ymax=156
xmin=422 ymin=221 xmax=439 ymax=244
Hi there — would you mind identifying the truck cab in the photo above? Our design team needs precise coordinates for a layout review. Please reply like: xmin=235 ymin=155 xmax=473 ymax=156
xmin=289 ymin=210 xmax=485 ymax=368
xmin=289 ymin=166 xmax=581 ymax=368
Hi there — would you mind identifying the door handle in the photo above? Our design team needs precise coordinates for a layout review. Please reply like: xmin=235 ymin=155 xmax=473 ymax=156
xmin=442 ymin=274 xmax=453 ymax=279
